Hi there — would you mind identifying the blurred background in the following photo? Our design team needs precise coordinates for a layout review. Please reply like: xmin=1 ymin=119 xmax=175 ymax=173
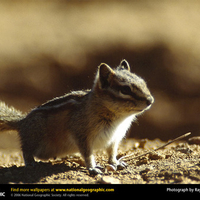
xmin=0 ymin=0 xmax=200 ymax=150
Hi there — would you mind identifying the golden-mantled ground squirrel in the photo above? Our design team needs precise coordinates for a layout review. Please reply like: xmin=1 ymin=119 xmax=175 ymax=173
xmin=0 ymin=60 xmax=154 ymax=174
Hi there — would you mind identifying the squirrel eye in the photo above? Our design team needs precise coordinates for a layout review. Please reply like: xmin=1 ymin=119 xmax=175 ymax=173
xmin=120 ymin=86 xmax=132 ymax=95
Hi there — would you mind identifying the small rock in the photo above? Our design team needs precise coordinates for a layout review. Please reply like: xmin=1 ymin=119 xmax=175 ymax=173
xmin=84 ymin=177 xmax=89 ymax=181
xmin=164 ymin=171 xmax=172 ymax=179
xmin=188 ymin=136 xmax=200 ymax=145
xmin=100 ymin=176 xmax=121 ymax=184
xmin=140 ymin=168 xmax=150 ymax=174
xmin=149 ymin=152 xmax=164 ymax=160
xmin=139 ymin=139 xmax=148 ymax=148
xmin=136 ymin=157 xmax=148 ymax=166
xmin=133 ymin=142 xmax=140 ymax=149
xmin=176 ymin=147 xmax=193 ymax=154
xmin=158 ymin=171 xmax=165 ymax=177
xmin=165 ymin=154 xmax=171 ymax=159
xmin=173 ymin=171 xmax=183 ymax=176
xmin=77 ymin=177 xmax=83 ymax=182
xmin=141 ymin=174 xmax=149 ymax=182
xmin=174 ymin=176 xmax=183 ymax=183
xmin=95 ymin=174 xmax=102 ymax=181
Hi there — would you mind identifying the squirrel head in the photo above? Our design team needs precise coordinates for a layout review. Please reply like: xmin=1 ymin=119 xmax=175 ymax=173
xmin=93 ymin=60 xmax=154 ymax=116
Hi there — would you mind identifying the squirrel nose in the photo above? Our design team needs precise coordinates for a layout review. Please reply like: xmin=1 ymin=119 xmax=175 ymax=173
xmin=146 ymin=96 xmax=154 ymax=106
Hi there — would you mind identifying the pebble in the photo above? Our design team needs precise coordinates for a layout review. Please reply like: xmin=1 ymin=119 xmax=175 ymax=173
xmin=174 ymin=177 xmax=183 ymax=183
xmin=139 ymin=139 xmax=148 ymax=148
xmin=188 ymin=136 xmax=200 ymax=145
xmin=148 ymin=152 xmax=164 ymax=160
xmin=176 ymin=147 xmax=193 ymax=154
xmin=100 ymin=176 xmax=121 ymax=184
xmin=77 ymin=177 xmax=83 ymax=181
xmin=136 ymin=157 xmax=148 ymax=166
xmin=133 ymin=142 xmax=140 ymax=149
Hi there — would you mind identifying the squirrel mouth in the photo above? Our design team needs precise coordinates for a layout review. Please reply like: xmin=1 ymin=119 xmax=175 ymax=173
xmin=133 ymin=104 xmax=152 ymax=113
xmin=132 ymin=109 xmax=144 ymax=114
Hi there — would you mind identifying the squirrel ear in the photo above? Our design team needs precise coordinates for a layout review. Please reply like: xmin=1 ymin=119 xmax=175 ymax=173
xmin=98 ymin=63 xmax=114 ymax=89
xmin=119 ymin=59 xmax=130 ymax=71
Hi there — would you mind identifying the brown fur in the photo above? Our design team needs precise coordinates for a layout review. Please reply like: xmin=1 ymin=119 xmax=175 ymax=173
xmin=0 ymin=60 xmax=154 ymax=174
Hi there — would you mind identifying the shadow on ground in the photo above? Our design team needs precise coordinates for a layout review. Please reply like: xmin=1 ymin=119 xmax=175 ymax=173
xmin=0 ymin=162 xmax=73 ymax=184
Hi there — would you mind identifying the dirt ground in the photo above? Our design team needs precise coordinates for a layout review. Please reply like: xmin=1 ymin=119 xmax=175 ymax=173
xmin=0 ymin=137 xmax=200 ymax=184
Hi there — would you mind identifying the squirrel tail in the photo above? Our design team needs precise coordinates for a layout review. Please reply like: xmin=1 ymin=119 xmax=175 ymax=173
xmin=0 ymin=101 xmax=25 ymax=131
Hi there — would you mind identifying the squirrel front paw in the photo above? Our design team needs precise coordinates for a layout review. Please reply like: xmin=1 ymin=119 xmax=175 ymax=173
xmin=88 ymin=166 xmax=103 ymax=175
xmin=108 ymin=160 xmax=128 ymax=171
xmin=116 ymin=161 xmax=127 ymax=170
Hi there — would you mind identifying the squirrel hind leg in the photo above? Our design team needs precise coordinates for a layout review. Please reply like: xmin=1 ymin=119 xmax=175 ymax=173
xmin=21 ymin=148 xmax=36 ymax=167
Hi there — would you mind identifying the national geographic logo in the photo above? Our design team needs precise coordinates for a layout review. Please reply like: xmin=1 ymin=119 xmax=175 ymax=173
xmin=0 ymin=192 xmax=5 ymax=197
